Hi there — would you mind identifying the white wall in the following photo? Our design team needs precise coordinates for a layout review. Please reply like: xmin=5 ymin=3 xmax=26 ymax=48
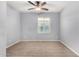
xmin=0 ymin=1 xmax=7 ymax=57
xmin=7 ymin=5 xmax=21 ymax=47
xmin=60 ymin=2 xmax=79 ymax=54
xmin=21 ymin=13 xmax=60 ymax=41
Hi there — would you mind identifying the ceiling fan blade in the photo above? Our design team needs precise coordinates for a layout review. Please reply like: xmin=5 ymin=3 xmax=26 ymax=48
xmin=36 ymin=1 xmax=40 ymax=6
xmin=28 ymin=8 xmax=35 ymax=10
xmin=41 ymin=2 xmax=46 ymax=6
xmin=28 ymin=1 xmax=36 ymax=6
xmin=42 ymin=8 xmax=48 ymax=11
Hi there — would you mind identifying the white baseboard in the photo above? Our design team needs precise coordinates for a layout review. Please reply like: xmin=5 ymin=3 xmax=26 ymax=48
xmin=21 ymin=39 xmax=60 ymax=41
xmin=60 ymin=40 xmax=79 ymax=56
xmin=7 ymin=40 xmax=59 ymax=48
xmin=7 ymin=40 xmax=20 ymax=48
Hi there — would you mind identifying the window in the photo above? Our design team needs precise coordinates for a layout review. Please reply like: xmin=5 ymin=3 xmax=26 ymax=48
xmin=37 ymin=17 xmax=50 ymax=33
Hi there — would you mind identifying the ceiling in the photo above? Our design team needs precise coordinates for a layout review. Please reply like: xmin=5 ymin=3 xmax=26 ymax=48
xmin=7 ymin=1 xmax=70 ymax=13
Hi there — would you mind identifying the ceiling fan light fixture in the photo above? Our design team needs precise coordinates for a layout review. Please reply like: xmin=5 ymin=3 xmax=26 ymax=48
xmin=28 ymin=1 xmax=48 ymax=11
xmin=35 ymin=7 xmax=41 ymax=11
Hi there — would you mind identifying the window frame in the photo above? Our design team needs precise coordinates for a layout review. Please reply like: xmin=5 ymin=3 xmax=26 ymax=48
xmin=37 ymin=17 xmax=51 ymax=34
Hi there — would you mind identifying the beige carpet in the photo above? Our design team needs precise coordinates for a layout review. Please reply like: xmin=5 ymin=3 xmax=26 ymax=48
xmin=6 ymin=41 xmax=78 ymax=57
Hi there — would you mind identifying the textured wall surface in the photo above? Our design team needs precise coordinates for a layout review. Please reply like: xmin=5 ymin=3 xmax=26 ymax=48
xmin=7 ymin=5 xmax=21 ymax=47
xmin=21 ymin=12 xmax=60 ymax=41
xmin=0 ymin=1 xmax=7 ymax=57
xmin=60 ymin=2 xmax=79 ymax=54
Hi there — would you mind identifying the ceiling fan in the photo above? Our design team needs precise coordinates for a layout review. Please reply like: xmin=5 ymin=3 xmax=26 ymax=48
xmin=27 ymin=1 xmax=48 ymax=11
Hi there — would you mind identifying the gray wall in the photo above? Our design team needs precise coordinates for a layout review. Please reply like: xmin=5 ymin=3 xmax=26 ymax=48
xmin=0 ymin=2 xmax=7 ymax=57
xmin=21 ymin=13 xmax=60 ymax=41
xmin=7 ymin=5 xmax=21 ymax=47
xmin=60 ymin=2 xmax=79 ymax=54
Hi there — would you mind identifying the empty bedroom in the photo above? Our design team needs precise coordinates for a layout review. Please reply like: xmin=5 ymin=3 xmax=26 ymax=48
xmin=0 ymin=1 xmax=79 ymax=57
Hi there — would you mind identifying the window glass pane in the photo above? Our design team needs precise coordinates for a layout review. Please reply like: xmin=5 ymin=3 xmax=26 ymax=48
xmin=38 ymin=17 xmax=50 ymax=33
